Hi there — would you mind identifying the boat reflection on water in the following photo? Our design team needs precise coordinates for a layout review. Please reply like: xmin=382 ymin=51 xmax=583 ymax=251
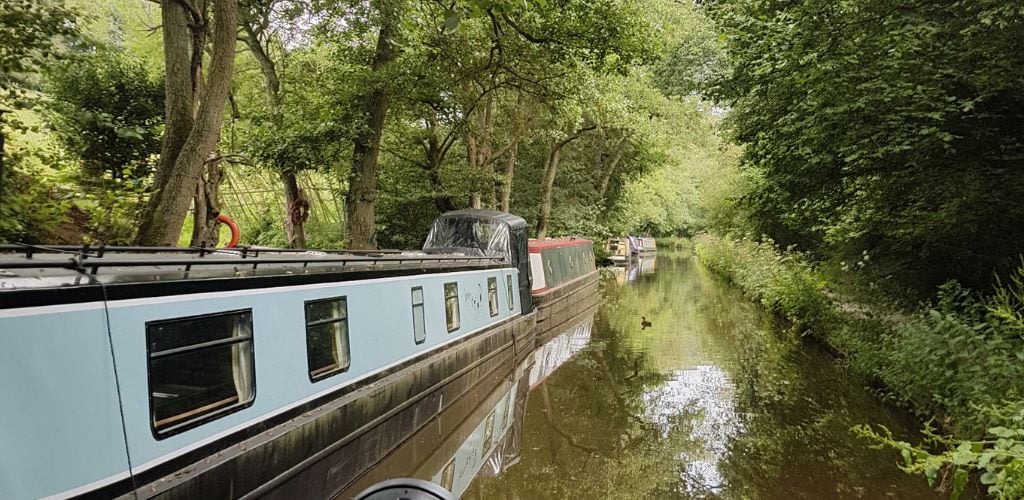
xmin=528 ymin=309 xmax=595 ymax=389
xmin=612 ymin=255 xmax=657 ymax=284
xmin=338 ymin=307 xmax=598 ymax=498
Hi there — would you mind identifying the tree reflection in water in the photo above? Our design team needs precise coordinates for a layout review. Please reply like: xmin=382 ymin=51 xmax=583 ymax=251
xmin=467 ymin=251 xmax=944 ymax=499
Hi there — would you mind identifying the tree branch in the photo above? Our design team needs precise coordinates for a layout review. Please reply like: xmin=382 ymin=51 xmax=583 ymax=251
xmin=500 ymin=11 xmax=556 ymax=44
xmin=554 ymin=124 xmax=597 ymax=152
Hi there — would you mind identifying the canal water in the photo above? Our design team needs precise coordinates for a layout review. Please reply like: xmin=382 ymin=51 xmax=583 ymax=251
xmin=462 ymin=251 xmax=938 ymax=499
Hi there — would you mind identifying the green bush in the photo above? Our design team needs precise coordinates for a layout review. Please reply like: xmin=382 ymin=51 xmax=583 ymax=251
xmin=856 ymin=402 xmax=1024 ymax=500
xmin=0 ymin=153 xmax=69 ymax=243
xmin=693 ymin=233 xmax=834 ymax=338
xmin=877 ymin=276 xmax=1024 ymax=436
xmin=45 ymin=46 xmax=163 ymax=182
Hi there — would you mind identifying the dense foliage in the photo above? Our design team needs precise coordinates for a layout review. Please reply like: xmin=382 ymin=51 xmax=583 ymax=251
xmin=709 ymin=0 xmax=1024 ymax=295
xmin=46 ymin=46 xmax=163 ymax=182
xmin=0 ymin=0 xmax=78 ymax=113
xmin=695 ymin=4 xmax=1024 ymax=490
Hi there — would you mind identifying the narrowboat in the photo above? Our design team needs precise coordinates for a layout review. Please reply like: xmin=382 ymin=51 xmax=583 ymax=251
xmin=527 ymin=237 xmax=600 ymax=327
xmin=423 ymin=209 xmax=600 ymax=330
xmin=0 ymin=210 xmax=537 ymax=500
xmin=606 ymin=236 xmax=656 ymax=264
xmin=0 ymin=209 xmax=602 ymax=499
xmin=633 ymin=236 xmax=657 ymax=256
xmin=606 ymin=237 xmax=630 ymax=263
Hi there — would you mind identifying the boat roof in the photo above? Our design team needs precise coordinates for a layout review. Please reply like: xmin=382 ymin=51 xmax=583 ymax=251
xmin=435 ymin=209 xmax=527 ymax=231
xmin=0 ymin=244 xmax=510 ymax=307
xmin=528 ymin=238 xmax=593 ymax=251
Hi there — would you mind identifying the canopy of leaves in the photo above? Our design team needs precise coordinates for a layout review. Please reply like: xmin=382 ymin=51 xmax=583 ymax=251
xmin=0 ymin=0 xmax=79 ymax=112
xmin=710 ymin=0 xmax=1024 ymax=294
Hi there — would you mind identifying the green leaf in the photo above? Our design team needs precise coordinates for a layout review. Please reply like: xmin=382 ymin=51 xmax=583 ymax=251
xmin=443 ymin=10 xmax=461 ymax=33
xmin=978 ymin=452 xmax=995 ymax=468
xmin=925 ymin=464 xmax=939 ymax=486
xmin=951 ymin=468 xmax=968 ymax=500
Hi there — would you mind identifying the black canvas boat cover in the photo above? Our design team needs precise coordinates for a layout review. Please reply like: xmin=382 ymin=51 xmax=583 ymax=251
xmin=422 ymin=210 xmax=527 ymax=262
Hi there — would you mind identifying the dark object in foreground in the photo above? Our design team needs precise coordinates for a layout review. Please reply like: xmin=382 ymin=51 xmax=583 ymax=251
xmin=641 ymin=316 xmax=652 ymax=329
xmin=354 ymin=478 xmax=454 ymax=500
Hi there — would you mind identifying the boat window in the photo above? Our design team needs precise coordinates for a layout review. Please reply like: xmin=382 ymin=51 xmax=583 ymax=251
xmin=305 ymin=297 xmax=350 ymax=382
xmin=444 ymin=282 xmax=460 ymax=332
xmin=146 ymin=309 xmax=255 ymax=438
xmin=411 ymin=286 xmax=426 ymax=344
xmin=505 ymin=274 xmax=515 ymax=310
xmin=487 ymin=277 xmax=499 ymax=317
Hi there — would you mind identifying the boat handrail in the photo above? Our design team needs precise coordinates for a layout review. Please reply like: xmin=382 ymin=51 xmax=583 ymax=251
xmin=0 ymin=243 xmax=510 ymax=279
xmin=0 ymin=243 xmax=409 ymax=258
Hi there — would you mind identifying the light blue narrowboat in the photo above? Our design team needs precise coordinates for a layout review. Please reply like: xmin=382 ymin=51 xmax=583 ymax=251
xmin=0 ymin=210 xmax=544 ymax=499
xmin=0 ymin=209 xmax=603 ymax=499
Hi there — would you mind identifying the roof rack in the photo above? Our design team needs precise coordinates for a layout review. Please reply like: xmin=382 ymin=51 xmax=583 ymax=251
xmin=0 ymin=243 xmax=406 ymax=259
xmin=0 ymin=243 xmax=508 ymax=288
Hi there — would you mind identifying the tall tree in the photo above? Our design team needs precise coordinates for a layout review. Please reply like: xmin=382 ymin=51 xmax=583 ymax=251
xmin=536 ymin=123 xmax=595 ymax=238
xmin=345 ymin=0 xmax=403 ymax=249
xmin=239 ymin=0 xmax=309 ymax=248
xmin=135 ymin=0 xmax=238 ymax=246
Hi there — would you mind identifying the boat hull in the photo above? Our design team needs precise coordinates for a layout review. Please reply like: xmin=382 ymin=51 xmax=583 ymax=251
xmin=531 ymin=270 xmax=600 ymax=328
xmin=117 ymin=312 xmax=535 ymax=500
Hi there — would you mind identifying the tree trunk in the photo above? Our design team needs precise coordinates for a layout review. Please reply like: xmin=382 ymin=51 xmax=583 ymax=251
xmin=0 ymin=110 xmax=6 ymax=203
xmin=151 ymin=0 xmax=194 ymax=192
xmin=467 ymin=92 xmax=501 ymax=210
xmin=499 ymin=139 xmax=517 ymax=212
xmin=598 ymin=143 xmax=627 ymax=199
xmin=282 ymin=171 xmax=308 ymax=248
xmin=479 ymin=94 xmax=495 ymax=209
xmin=536 ymin=142 xmax=561 ymax=239
xmin=467 ymin=131 xmax=480 ymax=209
xmin=189 ymin=159 xmax=224 ymax=247
xmin=241 ymin=17 xmax=307 ymax=248
xmin=136 ymin=0 xmax=238 ymax=246
xmin=536 ymin=125 xmax=596 ymax=238
xmin=422 ymin=114 xmax=457 ymax=213
xmin=345 ymin=0 xmax=401 ymax=250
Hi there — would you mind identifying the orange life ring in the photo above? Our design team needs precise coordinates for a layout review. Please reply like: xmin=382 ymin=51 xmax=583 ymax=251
xmin=216 ymin=214 xmax=241 ymax=248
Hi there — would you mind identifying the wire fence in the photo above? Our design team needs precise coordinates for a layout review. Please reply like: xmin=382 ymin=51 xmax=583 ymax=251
xmin=217 ymin=166 xmax=347 ymax=246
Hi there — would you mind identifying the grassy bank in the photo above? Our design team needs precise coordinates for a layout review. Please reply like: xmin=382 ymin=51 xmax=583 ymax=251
xmin=654 ymin=237 xmax=692 ymax=252
xmin=693 ymin=233 xmax=1024 ymax=497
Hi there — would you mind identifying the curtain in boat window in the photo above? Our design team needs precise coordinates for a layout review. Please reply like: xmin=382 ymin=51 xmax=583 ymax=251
xmin=444 ymin=282 xmax=460 ymax=332
xmin=232 ymin=316 xmax=254 ymax=404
